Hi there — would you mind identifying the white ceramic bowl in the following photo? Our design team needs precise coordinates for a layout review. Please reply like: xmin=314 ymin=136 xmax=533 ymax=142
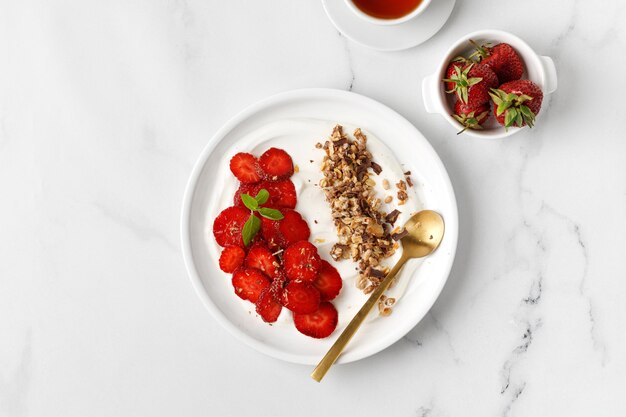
xmin=344 ymin=0 xmax=432 ymax=26
xmin=422 ymin=29 xmax=558 ymax=139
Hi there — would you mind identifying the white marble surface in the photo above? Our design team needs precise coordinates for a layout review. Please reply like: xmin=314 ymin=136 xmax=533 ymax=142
xmin=1 ymin=1 xmax=625 ymax=416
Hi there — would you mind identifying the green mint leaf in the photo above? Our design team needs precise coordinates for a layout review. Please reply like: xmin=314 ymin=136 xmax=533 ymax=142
xmin=255 ymin=189 xmax=269 ymax=205
xmin=258 ymin=207 xmax=284 ymax=220
xmin=241 ymin=193 xmax=258 ymax=211
xmin=242 ymin=214 xmax=261 ymax=246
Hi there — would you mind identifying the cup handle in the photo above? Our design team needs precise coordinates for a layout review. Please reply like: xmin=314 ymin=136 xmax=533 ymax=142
xmin=422 ymin=73 xmax=444 ymax=114
xmin=539 ymin=56 xmax=558 ymax=94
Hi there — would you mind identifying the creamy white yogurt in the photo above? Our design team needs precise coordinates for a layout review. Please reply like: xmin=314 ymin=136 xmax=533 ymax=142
xmin=206 ymin=119 xmax=422 ymax=327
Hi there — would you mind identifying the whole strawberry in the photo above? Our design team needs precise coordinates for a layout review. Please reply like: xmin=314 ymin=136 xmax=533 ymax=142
xmin=444 ymin=56 xmax=472 ymax=92
xmin=444 ymin=63 xmax=498 ymax=108
xmin=489 ymin=80 xmax=543 ymax=128
xmin=453 ymin=101 xmax=490 ymax=134
xmin=472 ymin=41 xmax=524 ymax=83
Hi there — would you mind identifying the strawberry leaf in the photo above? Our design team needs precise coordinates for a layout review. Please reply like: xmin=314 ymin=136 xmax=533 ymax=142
xmin=520 ymin=105 xmax=535 ymax=128
xmin=505 ymin=109 xmax=518 ymax=128
xmin=518 ymin=94 xmax=533 ymax=104
xmin=489 ymin=91 xmax=503 ymax=105
xmin=460 ymin=88 xmax=469 ymax=104
xmin=497 ymin=101 xmax=512 ymax=116
xmin=242 ymin=214 xmax=261 ymax=246
xmin=467 ymin=77 xmax=483 ymax=86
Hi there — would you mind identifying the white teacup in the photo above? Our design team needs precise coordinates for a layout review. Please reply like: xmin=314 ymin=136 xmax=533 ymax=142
xmin=344 ymin=0 xmax=432 ymax=25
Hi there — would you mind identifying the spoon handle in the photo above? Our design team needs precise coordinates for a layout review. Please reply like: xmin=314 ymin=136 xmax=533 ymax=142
xmin=311 ymin=253 xmax=410 ymax=382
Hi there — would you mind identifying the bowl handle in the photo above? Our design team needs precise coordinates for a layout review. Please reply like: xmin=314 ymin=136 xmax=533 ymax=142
xmin=539 ymin=56 xmax=558 ymax=94
xmin=422 ymin=73 xmax=444 ymax=114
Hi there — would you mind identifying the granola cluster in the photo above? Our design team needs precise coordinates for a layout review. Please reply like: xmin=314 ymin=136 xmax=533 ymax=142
xmin=317 ymin=125 xmax=404 ymax=295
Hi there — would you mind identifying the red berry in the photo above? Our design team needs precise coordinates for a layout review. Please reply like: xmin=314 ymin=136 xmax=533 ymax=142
xmin=282 ymin=281 xmax=320 ymax=314
xmin=245 ymin=243 xmax=279 ymax=278
xmin=213 ymin=206 xmax=250 ymax=247
xmin=259 ymin=148 xmax=294 ymax=180
xmin=261 ymin=180 xmax=297 ymax=209
xmin=445 ymin=63 xmax=498 ymax=108
xmin=480 ymin=43 xmax=524 ymax=84
xmin=233 ymin=183 xmax=260 ymax=207
xmin=255 ymin=287 xmax=283 ymax=323
xmin=231 ymin=267 xmax=270 ymax=303
xmin=260 ymin=213 xmax=285 ymax=250
xmin=293 ymin=302 xmax=338 ymax=339
xmin=444 ymin=57 xmax=471 ymax=92
xmin=229 ymin=152 xmax=261 ymax=183
xmin=279 ymin=210 xmax=310 ymax=246
xmin=313 ymin=260 xmax=343 ymax=301
xmin=490 ymin=80 xmax=543 ymax=128
xmin=218 ymin=246 xmax=246 ymax=273
xmin=270 ymin=270 xmax=288 ymax=296
xmin=283 ymin=241 xmax=322 ymax=282
xmin=452 ymin=100 xmax=490 ymax=133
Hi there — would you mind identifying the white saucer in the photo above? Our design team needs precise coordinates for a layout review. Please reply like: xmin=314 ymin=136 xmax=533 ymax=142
xmin=322 ymin=0 xmax=456 ymax=51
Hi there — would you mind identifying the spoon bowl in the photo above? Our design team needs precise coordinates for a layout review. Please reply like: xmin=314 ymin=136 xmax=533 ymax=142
xmin=402 ymin=210 xmax=445 ymax=258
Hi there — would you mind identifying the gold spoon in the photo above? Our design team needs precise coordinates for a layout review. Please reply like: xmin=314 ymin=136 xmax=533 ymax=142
xmin=311 ymin=210 xmax=445 ymax=382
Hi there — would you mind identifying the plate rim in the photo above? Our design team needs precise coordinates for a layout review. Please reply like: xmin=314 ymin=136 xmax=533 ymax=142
xmin=180 ymin=88 xmax=458 ymax=365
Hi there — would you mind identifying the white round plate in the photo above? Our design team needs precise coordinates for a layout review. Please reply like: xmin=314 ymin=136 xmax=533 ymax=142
xmin=322 ymin=0 xmax=456 ymax=51
xmin=181 ymin=88 xmax=458 ymax=365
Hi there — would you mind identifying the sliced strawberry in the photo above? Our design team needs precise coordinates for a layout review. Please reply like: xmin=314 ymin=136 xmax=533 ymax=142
xmin=218 ymin=246 xmax=246 ymax=273
xmin=255 ymin=287 xmax=282 ymax=323
xmin=231 ymin=267 xmax=270 ymax=303
xmin=259 ymin=148 xmax=294 ymax=180
xmin=233 ymin=183 xmax=260 ymax=207
xmin=279 ymin=210 xmax=310 ymax=246
xmin=281 ymin=281 xmax=320 ymax=314
xmin=261 ymin=214 xmax=285 ymax=250
xmin=313 ymin=260 xmax=343 ymax=301
xmin=270 ymin=270 xmax=287 ymax=296
xmin=283 ymin=241 xmax=322 ymax=282
xmin=245 ymin=243 xmax=279 ymax=278
xmin=213 ymin=206 xmax=250 ymax=247
xmin=229 ymin=152 xmax=261 ymax=183
xmin=293 ymin=301 xmax=338 ymax=339
xmin=261 ymin=180 xmax=297 ymax=209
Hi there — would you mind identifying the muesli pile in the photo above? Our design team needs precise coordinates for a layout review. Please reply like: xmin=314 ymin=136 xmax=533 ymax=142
xmin=317 ymin=125 xmax=410 ymax=297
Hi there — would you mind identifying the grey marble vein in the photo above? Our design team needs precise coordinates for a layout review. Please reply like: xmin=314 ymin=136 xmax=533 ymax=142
xmin=338 ymin=32 xmax=355 ymax=91
xmin=402 ymin=333 xmax=423 ymax=348
xmin=0 ymin=330 xmax=31 ymax=417
xmin=428 ymin=311 xmax=461 ymax=364
xmin=501 ymin=382 xmax=526 ymax=417
xmin=523 ymin=272 xmax=543 ymax=305
xmin=500 ymin=319 xmax=541 ymax=396
xmin=93 ymin=202 xmax=178 ymax=252
xmin=541 ymin=203 xmax=606 ymax=364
